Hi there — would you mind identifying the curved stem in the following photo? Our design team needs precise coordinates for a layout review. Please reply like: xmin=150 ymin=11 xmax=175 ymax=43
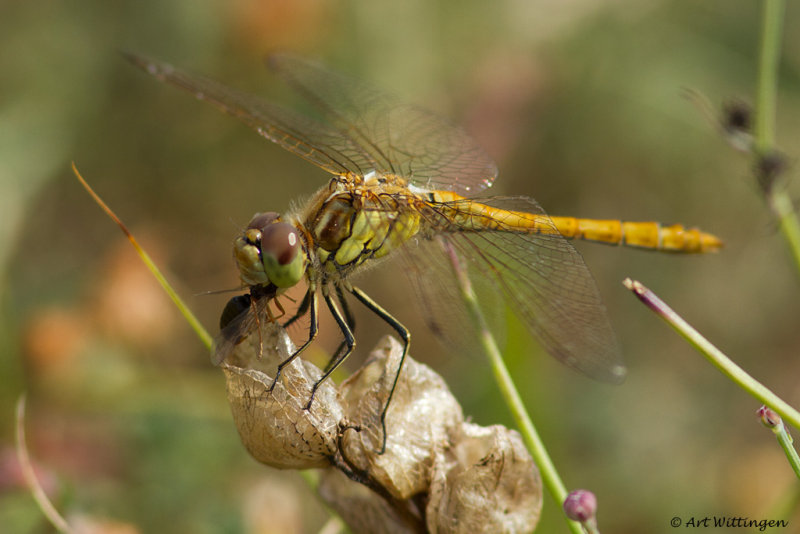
xmin=624 ymin=279 xmax=800 ymax=431
xmin=443 ymin=240 xmax=584 ymax=534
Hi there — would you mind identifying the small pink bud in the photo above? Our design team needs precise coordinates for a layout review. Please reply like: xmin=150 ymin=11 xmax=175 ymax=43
xmin=757 ymin=405 xmax=781 ymax=428
xmin=563 ymin=489 xmax=597 ymax=523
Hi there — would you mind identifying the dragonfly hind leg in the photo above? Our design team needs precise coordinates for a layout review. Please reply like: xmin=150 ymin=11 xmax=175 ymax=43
xmin=281 ymin=289 xmax=312 ymax=329
xmin=303 ymin=284 xmax=410 ymax=455
xmin=349 ymin=286 xmax=410 ymax=455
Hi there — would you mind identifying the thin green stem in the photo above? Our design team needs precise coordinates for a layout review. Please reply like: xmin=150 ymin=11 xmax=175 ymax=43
xmin=759 ymin=406 xmax=800 ymax=480
xmin=774 ymin=422 xmax=800 ymax=479
xmin=624 ymin=279 xmax=800 ymax=431
xmin=754 ymin=0 xmax=783 ymax=151
xmin=769 ymin=187 xmax=800 ymax=276
xmin=480 ymin=329 xmax=581 ymax=532
xmin=444 ymin=242 xmax=583 ymax=534
xmin=753 ymin=0 xmax=800 ymax=275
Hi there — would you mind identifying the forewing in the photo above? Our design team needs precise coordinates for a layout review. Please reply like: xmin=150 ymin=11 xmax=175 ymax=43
xmin=404 ymin=196 xmax=626 ymax=383
xmin=124 ymin=53 xmax=375 ymax=177
xmin=268 ymin=53 xmax=498 ymax=195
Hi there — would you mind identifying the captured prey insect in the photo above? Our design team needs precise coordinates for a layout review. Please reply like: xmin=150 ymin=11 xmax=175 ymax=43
xmin=126 ymin=53 xmax=722 ymax=452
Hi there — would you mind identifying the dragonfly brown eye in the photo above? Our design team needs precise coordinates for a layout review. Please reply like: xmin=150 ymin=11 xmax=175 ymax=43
xmin=261 ymin=222 xmax=300 ymax=266
xmin=257 ymin=221 xmax=306 ymax=289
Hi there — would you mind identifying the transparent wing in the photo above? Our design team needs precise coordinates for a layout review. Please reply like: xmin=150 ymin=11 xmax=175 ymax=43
xmin=402 ymin=196 xmax=626 ymax=383
xmin=268 ymin=54 xmax=498 ymax=195
xmin=125 ymin=53 xmax=498 ymax=195
xmin=124 ymin=53 xmax=375 ymax=177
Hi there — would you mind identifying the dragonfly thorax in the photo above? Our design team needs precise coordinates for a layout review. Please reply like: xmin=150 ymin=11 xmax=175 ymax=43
xmin=307 ymin=188 xmax=422 ymax=283
xmin=234 ymin=212 xmax=307 ymax=289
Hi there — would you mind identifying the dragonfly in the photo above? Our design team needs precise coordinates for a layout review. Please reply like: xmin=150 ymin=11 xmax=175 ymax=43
xmin=125 ymin=53 xmax=722 ymax=452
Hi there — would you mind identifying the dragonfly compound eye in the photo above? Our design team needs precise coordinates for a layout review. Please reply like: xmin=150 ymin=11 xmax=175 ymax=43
xmin=235 ymin=213 xmax=291 ymax=288
xmin=259 ymin=222 xmax=306 ymax=288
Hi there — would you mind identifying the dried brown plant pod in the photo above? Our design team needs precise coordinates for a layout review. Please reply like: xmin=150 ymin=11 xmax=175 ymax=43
xmin=427 ymin=423 xmax=542 ymax=533
xmin=222 ymin=324 xmax=343 ymax=469
xmin=219 ymin=325 xmax=541 ymax=533
xmin=337 ymin=336 xmax=465 ymax=500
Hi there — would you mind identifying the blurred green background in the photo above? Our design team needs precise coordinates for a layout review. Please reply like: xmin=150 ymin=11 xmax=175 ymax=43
xmin=2 ymin=1 xmax=800 ymax=532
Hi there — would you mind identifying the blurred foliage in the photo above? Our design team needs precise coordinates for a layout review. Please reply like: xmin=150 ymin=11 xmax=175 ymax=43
xmin=2 ymin=0 xmax=800 ymax=532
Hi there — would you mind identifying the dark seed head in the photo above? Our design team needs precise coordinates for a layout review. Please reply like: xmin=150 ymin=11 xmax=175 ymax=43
xmin=219 ymin=294 xmax=252 ymax=330
xmin=755 ymin=151 xmax=788 ymax=196
xmin=722 ymin=100 xmax=752 ymax=133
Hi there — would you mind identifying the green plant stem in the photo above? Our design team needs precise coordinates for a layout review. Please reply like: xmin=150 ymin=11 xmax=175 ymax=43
xmin=773 ymin=421 xmax=800 ymax=479
xmin=624 ymin=279 xmax=800 ymax=431
xmin=444 ymin=242 xmax=583 ymax=534
xmin=480 ymin=328 xmax=581 ymax=533
xmin=753 ymin=0 xmax=800 ymax=275
xmin=754 ymin=0 xmax=783 ymax=151
xmin=769 ymin=188 xmax=800 ymax=277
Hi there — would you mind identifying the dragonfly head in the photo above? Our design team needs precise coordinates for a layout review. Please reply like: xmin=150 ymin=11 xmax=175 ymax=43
xmin=234 ymin=212 xmax=307 ymax=289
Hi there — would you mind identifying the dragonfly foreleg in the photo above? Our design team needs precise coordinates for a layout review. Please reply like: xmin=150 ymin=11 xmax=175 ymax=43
xmin=269 ymin=290 xmax=318 ymax=393
xmin=282 ymin=289 xmax=311 ymax=329
xmin=349 ymin=286 xmax=410 ymax=455
xmin=306 ymin=290 xmax=356 ymax=410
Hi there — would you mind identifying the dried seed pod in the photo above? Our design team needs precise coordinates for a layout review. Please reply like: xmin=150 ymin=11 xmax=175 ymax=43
xmin=338 ymin=336 xmax=464 ymax=499
xmin=220 ymin=326 xmax=542 ymax=533
xmin=318 ymin=468 xmax=423 ymax=534
xmin=427 ymin=423 xmax=542 ymax=534
xmin=222 ymin=324 xmax=343 ymax=469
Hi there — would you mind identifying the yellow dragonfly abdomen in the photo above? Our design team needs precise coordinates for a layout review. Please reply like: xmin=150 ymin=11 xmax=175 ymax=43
xmin=429 ymin=190 xmax=722 ymax=253
xmin=549 ymin=217 xmax=722 ymax=252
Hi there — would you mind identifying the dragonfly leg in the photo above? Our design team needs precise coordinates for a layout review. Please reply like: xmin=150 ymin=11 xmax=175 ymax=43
xmin=350 ymin=286 xmax=410 ymax=455
xmin=321 ymin=285 xmax=356 ymax=374
xmin=282 ymin=289 xmax=311 ymax=329
xmin=305 ymin=290 xmax=356 ymax=410
xmin=269 ymin=290 xmax=318 ymax=393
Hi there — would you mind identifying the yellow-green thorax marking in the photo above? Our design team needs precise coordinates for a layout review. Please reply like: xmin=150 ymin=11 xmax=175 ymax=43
xmin=306 ymin=174 xmax=422 ymax=282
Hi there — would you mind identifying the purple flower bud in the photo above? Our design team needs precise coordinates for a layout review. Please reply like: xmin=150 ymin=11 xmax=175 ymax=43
xmin=757 ymin=405 xmax=781 ymax=428
xmin=563 ymin=489 xmax=597 ymax=523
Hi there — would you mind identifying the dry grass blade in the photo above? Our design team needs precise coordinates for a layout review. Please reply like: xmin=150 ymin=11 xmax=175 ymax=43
xmin=71 ymin=162 xmax=214 ymax=350
xmin=15 ymin=396 xmax=73 ymax=534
